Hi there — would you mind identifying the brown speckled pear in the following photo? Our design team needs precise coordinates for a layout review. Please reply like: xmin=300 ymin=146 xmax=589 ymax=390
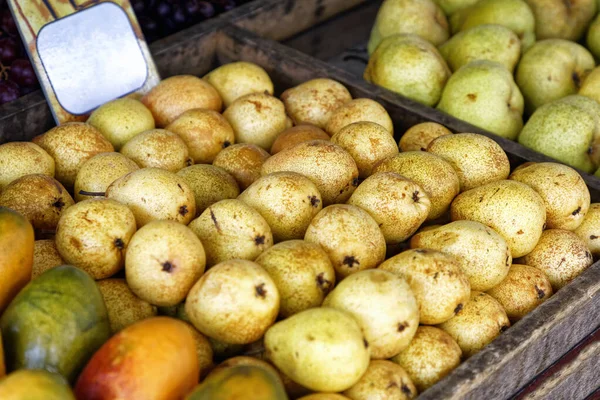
xmin=516 ymin=229 xmax=593 ymax=290
xmin=203 ymin=61 xmax=274 ymax=107
xmin=343 ymin=360 xmax=417 ymax=400
xmin=96 ymin=278 xmax=157 ymax=333
xmin=177 ymin=164 xmax=239 ymax=217
xmin=186 ymin=259 xmax=279 ymax=344
xmin=188 ymin=199 xmax=273 ymax=268
xmin=281 ymin=78 xmax=352 ymax=129
xmin=323 ymin=269 xmax=419 ymax=359
xmin=427 ymin=133 xmax=510 ymax=192
xmin=120 ymin=129 xmax=192 ymax=172
xmin=509 ymin=162 xmax=590 ymax=231
xmin=437 ymin=291 xmax=510 ymax=358
xmin=32 ymin=239 xmax=64 ymax=278
xmin=486 ymin=264 xmax=553 ymax=322
xmin=330 ymin=122 xmax=399 ymax=178
xmin=55 ymin=199 xmax=136 ymax=279
xmin=410 ymin=221 xmax=511 ymax=291
xmin=450 ymin=180 xmax=546 ymax=258
xmin=238 ymin=172 xmax=323 ymax=242
xmin=347 ymin=172 xmax=431 ymax=244
xmin=74 ymin=152 xmax=139 ymax=202
xmin=264 ymin=307 xmax=370 ymax=392
xmin=525 ymin=0 xmax=596 ymax=42
xmin=255 ymin=240 xmax=335 ymax=318
xmin=379 ymin=249 xmax=471 ymax=325
xmin=373 ymin=151 xmax=460 ymax=220
xmin=181 ymin=322 xmax=214 ymax=380
xmin=304 ymin=204 xmax=386 ymax=279
xmin=270 ymin=124 xmax=330 ymax=155
xmin=106 ymin=168 xmax=196 ymax=228
xmin=325 ymin=98 xmax=394 ymax=136
xmin=574 ymin=203 xmax=600 ymax=258
xmin=213 ymin=143 xmax=270 ymax=191
xmin=0 ymin=142 xmax=55 ymax=190
xmin=126 ymin=220 xmax=206 ymax=307
xmin=399 ymin=122 xmax=452 ymax=152
xmin=261 ymin=140 xmax=359 ymax=206
xmin=392 ymin=326 xmax=462 ymax=392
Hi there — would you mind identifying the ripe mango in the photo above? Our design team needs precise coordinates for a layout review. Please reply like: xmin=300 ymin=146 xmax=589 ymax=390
xmin=0 ymin=369 xmax=75 ymax=400
xmin=0 ymin=207 xmax=34 ymax=313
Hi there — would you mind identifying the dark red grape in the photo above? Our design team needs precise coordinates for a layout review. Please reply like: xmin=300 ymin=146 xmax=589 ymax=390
xmin=9 ymin=58 xmax=37 ymax=88
xmin=0 ymin=10 xmax=18 ymax=36
xmin=197 ymin=1 xmax=215 ymax=18
xmin=0 ymin=79 xmax=19 ymax=105
xmin=154 ymin=1 xmax=173 ymax=19
xmin=172 ymin=4 xmax=188 ymax=25
xmin=0 ymin=37 xmax=17 ymax=64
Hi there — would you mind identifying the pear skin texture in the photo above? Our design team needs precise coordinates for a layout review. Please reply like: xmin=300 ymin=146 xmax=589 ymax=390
xmin=437 ymin=291 xmax=510 ymax=358
xmin=55 ymin=199 xmax=137 ymax=280
xmin=74 ymin=152 xmax=139 ymax=202
xmin=238 ymin=172 xmax=323 ymax=242
xmin=223 ymin=92 xmax=290 ymax=151
xmin=325 ymin=98 xmax=394 ymax=137
xmin=125 ymin=220 xmax=206 ymax=307
xmin=203 ymin=61 xmax=274 ymax=107
xmin=0 ymin=370 xmax=75 ymax=400
xmin=0 ymin=142 xmax=55 ymax=190
xmin=365 ymin=34 xmax=451 ymax=107
xmin=518 ymin=96 xmax=600 ymax=173
xmin=432 ymin=0 xmax=480 ymax=16
xmin=525 ymin=0 xmax=597 ymax=41
xmin=261 ymin=140 xmax=359 ymax=206
xmin=0 ymin=207 xmax=34 ymax=314
xmin=380 ymin=249 xmax=471 ymax=325
xmin=188 ymin=199 xmax=273 ymax=268
xmin=516 ymin=229 xmax=593 ymax=290
xmin=96 ymin=279 xmax=157 ymax=333
xmin=439 ymin=24 xmax=521 ymax=73
xmin=579 ymin=66 xmax=600 ymax=105
xmin=392 ymin=326 xmax=462 ymax=392
xmin=373 ymin=151 xmax=460 ymax=220
xmin=343 ymin=360 xmax=418 ymax=400
xmin=177 ymin=164 xmax=240 ymax=217
xmin=34 ymin=122 xmax=114 ymax=189
xmin=87 ymin=97 xmax=155 ymax=150
xmin=509 ymin=162 xmax=590 ymax=231
xmin=427 ymin=133 xmax=510 ymax=192
xmin=74 ymin=317 xmax=199 ymax=400
xmin=255 ymin=240 xmax=335 ymax=318
xmin=436 ymin=60 xmax=524 ymax=139
xmin=323 ymin=270 xmax=420 ymax=359
xmin=516 ymin=39 xmax=595 ymax=114
xmin=410 ymin=221 xmax=511 ymax=291
xmin=141 ymin=75 xmax=222 ymax=127
xmin=120 ymin=129 xmax=192 ymax=172
xmin=0 ymin=174 xmax=74 ymax=232
xmin=574 ymin=203 xmax=600 ymax=258
xmin=281 ymin=78 xmax=352 ymax=129
xmin=399 ymin=122 xmax=452 ymax=152
xmin=486 ymin=264 xmax=553 ymax=322
xmin=105 ymin=167 xmax=196 ymax=228
xmin=213 ymin=143 xmax=270 ymax=191
xmin=270 ymin=124 xmax=330 ymax=155
xmin=348 ymin=172 xmax=430 ymax=244
xmin=304 ymin=204 xmax=386 ymax=279
xmin=586 ymin=15 xmax=600 ymax=60
xmin=450 ymin=0 xmax=536 ymax=50
xmin=450 ymin=180 xmax=547 ymax=258
xmin=264 ymin=307 xmax=370 ymax=392
xmin=331 ymin=122 xmax=399 ymax=178
xmin=185 ymin=259 xmax=279 ymax=344
xmin=367 ymin=0 xmax=449 ymax=54
xmin=166 ymin=109 xmax=235 ymax=164
xmin=181 ymin=322 xmax=214 ymax=380
xmin=32 ymin=239 xmax=64 ymax=279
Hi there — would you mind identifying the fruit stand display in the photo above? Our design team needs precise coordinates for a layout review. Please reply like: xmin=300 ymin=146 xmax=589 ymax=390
xmin=0 ymin=1 xmax=599 ymax=399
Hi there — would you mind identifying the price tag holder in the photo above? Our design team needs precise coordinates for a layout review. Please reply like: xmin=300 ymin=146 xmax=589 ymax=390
xmin=7 ymin=0 xmax=161 ymax=124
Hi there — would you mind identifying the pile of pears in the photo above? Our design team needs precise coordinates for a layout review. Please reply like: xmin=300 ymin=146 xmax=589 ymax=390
xmin=0 ymin=60 xmax=599 ymax=400
xmin=366 ymin=0 xmax=600 ymax=177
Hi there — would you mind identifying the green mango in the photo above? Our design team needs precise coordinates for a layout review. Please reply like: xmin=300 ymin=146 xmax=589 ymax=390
xmin=0 ymin=369 xmax=75 ymax=400
xmin=0 ymin=265 xmax=111 ymax=383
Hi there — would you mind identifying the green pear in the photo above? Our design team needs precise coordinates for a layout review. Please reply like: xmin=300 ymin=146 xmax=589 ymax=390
xmin=365 ymin=34 xmax=451 ymax=107
xmin=518 ymin=95 xmax=600 ymax=173
xmin=433 ymin=0 xmax=480 ymax=15
xmin=516 ymin=39 xmax=595 ymax=114
xmin=586 ymin=14 xmax=600 ymax=60
xmin=579 ymin=67 xmax=600 ymax=105
xmin=439 ymin=24 xmax=521 ymax=72
xmin=368 ymin=0 xmax=450 ymax=54
xmin=436 ymin=60 xmax=524 ymax=140
xmin=525 ymin=0 xmax=596 ymax=41
xmin=450 ymin=0 xmax=536 ymax=51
